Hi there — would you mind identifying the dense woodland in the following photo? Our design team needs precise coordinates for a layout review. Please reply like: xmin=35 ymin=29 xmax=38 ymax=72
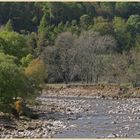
xmin=1 ymin=2 xmax=140 ymax=114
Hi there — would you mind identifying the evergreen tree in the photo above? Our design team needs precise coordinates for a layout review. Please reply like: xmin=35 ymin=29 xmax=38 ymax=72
xmin=38 ymin=13 xmax=48 ymax=33
xmin=4 ymin=19 xmax=13 ymax=31
xmin=37 ymin=13 xmax=49 ymax=56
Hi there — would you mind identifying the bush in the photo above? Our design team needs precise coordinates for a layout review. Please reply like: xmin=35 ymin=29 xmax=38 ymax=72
xmin=24 ymin=58 xmax=46 ymax=97
xmin=0 ymin=53 xmax=46 ymax=117
xmin=0 ymin=53 xmax=26 ymax=113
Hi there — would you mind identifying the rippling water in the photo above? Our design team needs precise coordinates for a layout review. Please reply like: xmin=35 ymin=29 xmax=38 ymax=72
xmin=38 ymin=96 xmax=140 ymax=138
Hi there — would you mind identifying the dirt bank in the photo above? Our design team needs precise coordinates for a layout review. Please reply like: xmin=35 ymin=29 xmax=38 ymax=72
xmin=43 ymin=84 xmax=140 ymax=98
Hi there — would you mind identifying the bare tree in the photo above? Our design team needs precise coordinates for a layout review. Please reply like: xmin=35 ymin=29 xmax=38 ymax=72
xmin=75 ymin=30 xmax=117 ymax=83
xmin=104 ymin=54 xmax=128 ymax=84
xmin=44 ymin=30 xmax=117 ymax=84
xmin=44 ymin=46 xmax=61 ymax=83
xmin=126 ymin=49 xmax=140 ymax=87
xmin=53 ymin=32 xmax=78 ymax=84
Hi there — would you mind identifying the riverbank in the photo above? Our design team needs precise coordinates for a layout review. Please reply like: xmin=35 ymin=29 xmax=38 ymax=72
xmin=43 ymin=83 xmax=140 ymax=98
xmin=1 ymin=96 xmax=139 ymax=138
xmin=0 ymin=102 xmax=68 ymax=138
xmin=1 ymin=83 xmax=140 ymax=138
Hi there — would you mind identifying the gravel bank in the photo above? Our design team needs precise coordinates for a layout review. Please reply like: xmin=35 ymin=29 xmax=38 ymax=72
xmin=1 ymin=87 xmax=140 ymax=138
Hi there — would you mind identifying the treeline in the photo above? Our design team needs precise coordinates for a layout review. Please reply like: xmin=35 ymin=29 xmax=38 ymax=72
xmin=0 ymin=2 xmax=140 ymax=32
xmin=1 ymin=2 xmax=140 ymax=52
xmin=45 ymin=31 xmax=140 ymax=87
xmin=32 ymin=2 xmax=140 ymax=85
xmin=0 ymin=2 xmax=140 ymax=114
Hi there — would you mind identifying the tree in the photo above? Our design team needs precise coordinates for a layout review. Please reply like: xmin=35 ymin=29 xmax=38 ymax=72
xmin=67 ymin=20 xmax=80 ymax=35
xmin=0 ymin=31 xmax=29 ymax=59
xmin=113 ymin=16 xmax=133 ymax=51
xmin=0 ymin=3 xmax=42 ymax=32
xmin=96 ymin=2 xmax=116 ymax=19
xmin=0 ymin=53 xmax=46 ymax=116
xmin=127 ymin=49 xmax=140 ymax=87
xmin=115 ymin=2 xmax=140 ymax=19
xmin=52 ymin=22 xmax=65 ymax=43
xmin=0 ymin=53 xmax=26 ymax=113
xmin=37 ymin=13 xmax=53 ymax=55
xmin=20 ymin=54 xmax=34 ymax=67
xmin=105 ymin=53 xmax=128 ymax=84
xmin=82 ymin=3 xmax=96 ymax=17
xmin=75 ymin=30 xmax=116 ymax=83
xmin=53 ymin=32 xmax=77 ymax=84
xmin=38 ymin=13 xmax=49 ymax=48
xmin=127 ymin=15 xmax=140 ymax=35
xmin=80 ymin=14 xmax=91 ymax=30
xmin=38 ymin=13 xmax=48 ymax=33
xmin=44 ymin=46 xmax=61 ymax=83
xmin=24 ymin=58 xmax=46 ymax=93
xmin=4 ymin=19 xmax=13 ymax=31
xmin=92 ymin=16 xmax=114 ymax=35
xmin=27 ymin=32 xmax=38 ymax=55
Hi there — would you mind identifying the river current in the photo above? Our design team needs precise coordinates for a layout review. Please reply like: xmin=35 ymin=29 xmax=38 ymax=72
xmin=38 ymin=96 xmax=140 ymax=138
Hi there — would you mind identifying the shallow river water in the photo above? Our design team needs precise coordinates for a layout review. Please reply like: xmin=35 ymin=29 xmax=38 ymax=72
xmin=38 ymin=96 xmax=140 ymax=138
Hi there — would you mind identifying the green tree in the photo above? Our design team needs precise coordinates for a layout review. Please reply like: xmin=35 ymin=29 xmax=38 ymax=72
xmin=82 ymin=3 xmax=96 ymax=17
xmin=52 ymin=22 xmax=65 ymax=42
xmin=80 ymin=14 xmax=91 ymax=30
xmin=4 ymin=19 xmax=13 ymax=31
xmin=92 ymin=17 xmax=114 ymax=35
xmin=37 ymin=13 xmax=52 ymax=55
xmin=38 ymin=13 xmax=48 ymax=33
xmin=27 ymin=32 xmax=38 ymax=55
xmin=97 ymin=2 xmax=115 ymax=19
xmin=0 ymin=53 xmax=26 ymax=113
xmin=113 ymin=16 xmax=133 ymax=51
xmin=115 ymin=2 xmax=140 ymax=19
xmin=54 ymin=22 xmax=65 ymax=34
xmin=0 ymin=31 xmax=29 ymax=59
xmin=127 ymin=15 xmax=140 ymax=35
xmin=20 ymin=54 xmax=34 ymax=67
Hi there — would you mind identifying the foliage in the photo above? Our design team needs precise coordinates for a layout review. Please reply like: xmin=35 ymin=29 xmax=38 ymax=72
xmin=127 ymin=15 xmax=140 ymax=35
xmin=113 ymin=16 xmax=133 ymax=51
xmin=1 ymin=2 xmax=140 ymax=114
xmin=27 ymin=32 xmax=38 ymax=55
xmin=24 ymin=58 xmax=46 ymax=92
xmin=80 ymin=14 xmax=91 ymax=30
xmin=0 ymin=53 xmax=26 ymax=112
xmin=0 ymin=31 xmax=29 ymax=59
xmin=92 ymin=17 xmax=114 ymax=35
xmin=4 ymin=19 xmax=13 ymax=32
xmin=20 ymin=54 xmax=34 ymax=67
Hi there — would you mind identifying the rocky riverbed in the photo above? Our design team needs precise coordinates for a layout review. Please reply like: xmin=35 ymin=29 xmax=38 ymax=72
xmin=1 ymin=95 xmax=140 ymax=138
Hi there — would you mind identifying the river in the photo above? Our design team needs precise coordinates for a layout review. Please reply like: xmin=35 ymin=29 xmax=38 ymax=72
xmin=1 ymin=96 xmax=140 ymax=138
xmin=37 ymin=96 xmax=140 ymax=138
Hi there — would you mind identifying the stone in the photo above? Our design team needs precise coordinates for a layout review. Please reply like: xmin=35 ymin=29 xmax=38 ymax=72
xmin=112 ymin=121 xmax=117 ymax=124
xmin=108 ymin=133 xmax=118 ymax=138
xmin=66 ymin=108 xmax=72 ymax=112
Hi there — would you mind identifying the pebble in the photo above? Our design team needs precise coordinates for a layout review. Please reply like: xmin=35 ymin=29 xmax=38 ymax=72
xmin=1 ymin=96 xmax=140 ymax=138
xmin=107 ymin=133 xmax=117 ymax=138
xmin=111 ymin=121 xmax=117 ymax=124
